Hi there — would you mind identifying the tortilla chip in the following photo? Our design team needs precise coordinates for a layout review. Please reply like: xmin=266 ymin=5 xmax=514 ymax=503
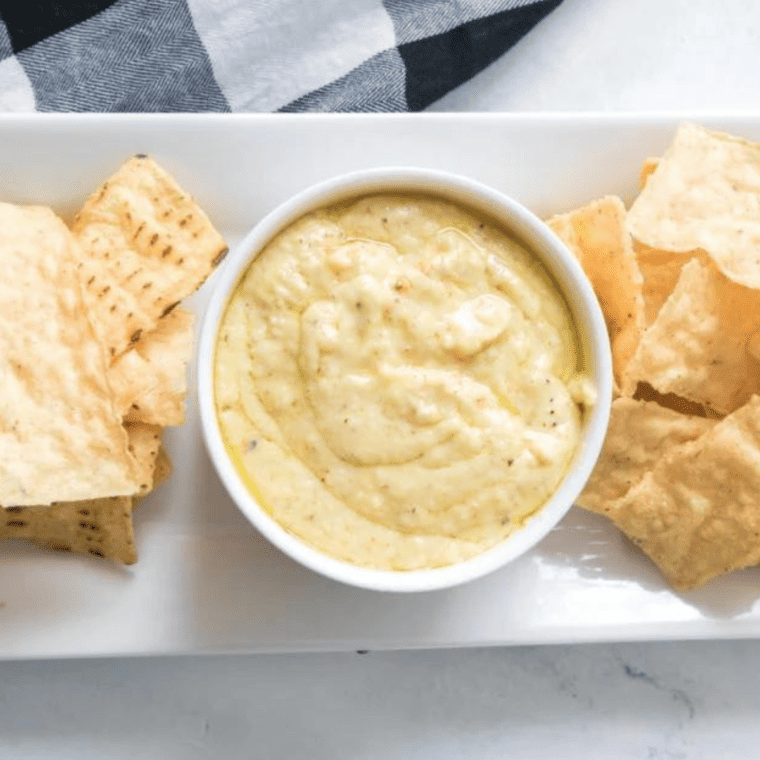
xmin=578 ymin=397 xmax=717 ymax=514
xmin=0 ymin=497 xmax=136 ymax=564
xmin=638 ymin=157 xmax=659 ymax=189
xmin=0 ymin=203 xmax=139 ymax=506
xmin=2 ymin=425 xmax=162 ymax=562
xmin=548 ymin=196 xmax=645 ymax=390
xmin=633 ymin=240 xmax=702 ymax=326
xmin=107 ymin=349 xmax=155 ymax=420
xmin=628 ymin=123 xmax=760 ymax=289
xmin=109 ymin=307 xmax=194 ymax=426
xmin=72 ymin=155 xmax=226 ymax=359
xmin=152 ymin=447 xmax=173 ymax=489
xmin=626 ymin=257 xmax=760 ymax=415
xmin=132 ymin=444 xmax=172 ymax=512
xmin=125 ymin=422 xmax=162 ymax=496
xmin=600 ymin=396 xmax=760 ymax=589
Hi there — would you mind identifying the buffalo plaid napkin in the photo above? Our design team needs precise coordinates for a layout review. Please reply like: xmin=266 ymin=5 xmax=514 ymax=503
xmin=0 ymin=0 xmax=562 ymax=112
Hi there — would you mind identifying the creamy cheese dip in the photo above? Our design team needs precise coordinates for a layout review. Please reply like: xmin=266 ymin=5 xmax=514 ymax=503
xmin=215 ymin=194 xmax=594 ymax=570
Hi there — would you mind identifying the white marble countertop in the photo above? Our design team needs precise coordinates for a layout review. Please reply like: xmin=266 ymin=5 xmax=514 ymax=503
xmin=3 ymin=641 xmax=758 ymax=759
xmin=3 ymin=0 xmax=760 ymax=757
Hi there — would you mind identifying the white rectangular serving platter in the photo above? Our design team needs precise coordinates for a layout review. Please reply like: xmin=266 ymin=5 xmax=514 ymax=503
xmin=2 ymin=112 xmax=760 ymax=661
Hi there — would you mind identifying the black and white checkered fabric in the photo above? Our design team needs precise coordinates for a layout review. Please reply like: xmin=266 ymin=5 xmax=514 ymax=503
xmin=0 ymin=0 xmax=562 ymax=112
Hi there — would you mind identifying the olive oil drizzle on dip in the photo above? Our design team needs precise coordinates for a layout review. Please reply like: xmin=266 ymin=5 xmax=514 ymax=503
xmin=215 ymin=194 xmax=594 ymax=570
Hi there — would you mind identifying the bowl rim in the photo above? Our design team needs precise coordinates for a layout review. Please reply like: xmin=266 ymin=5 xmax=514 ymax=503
xmin=197 ymin=166 xmax=613 ymax=593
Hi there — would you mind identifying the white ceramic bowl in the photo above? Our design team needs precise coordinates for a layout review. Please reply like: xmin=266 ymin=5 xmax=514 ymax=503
xmin=198 ymin=168 xmax=612 ymax=593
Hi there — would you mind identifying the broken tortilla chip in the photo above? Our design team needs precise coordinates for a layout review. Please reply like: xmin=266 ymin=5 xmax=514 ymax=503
xmin=638 ymin=157 xmax=659 ymax=189
xmin=548 ymin=196 xmax=645 ymax=390
xmin=578 ymin=397 xmax=717 ymax=514
xmin=72 ymin=155 xmax=226 ymax=359
xmin=633 ymin=241 xmax=705 ymax=326
xmin=0 ymin=497 xmax=136 ymax=564
xmin=0 ymin=203 xmax=139 ymax=507
xmin=628 ymin=123 xmax=760 ymax=290
xmin=109 ymin=307 xmax=195 ymax=426
xmin=125 ymin=422 xmax=163 ymax=496
xmin=152 ymin=447 xmax=173 ymax=490
xmin=599 ymin=396 xmax=760 ymax=589
xmin=626 ymin=257 xmax=760 ymax=415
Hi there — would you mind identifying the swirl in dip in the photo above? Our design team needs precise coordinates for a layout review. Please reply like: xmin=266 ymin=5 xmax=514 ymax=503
xmin=215 ymin=194 xmax=595 ymax=570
